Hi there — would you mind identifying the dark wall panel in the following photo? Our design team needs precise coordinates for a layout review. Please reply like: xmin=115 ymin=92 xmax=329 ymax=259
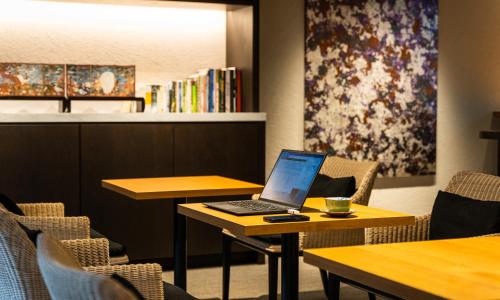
xmin=0 ymin=124 xmax=80 ymax=215
xmin=174 ymin=122 xmax=265 ymax=183
xmin=80 ymin=123 xmax=174 ymax=260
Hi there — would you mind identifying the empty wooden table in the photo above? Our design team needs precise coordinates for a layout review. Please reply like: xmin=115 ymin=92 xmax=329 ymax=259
xmin=304 ymin=236 xmax=500 ymax=299
xmin=178 ymin=197 xmax=415 ymax=300
xmin=102 ymin=175 xmax=263 ymax=290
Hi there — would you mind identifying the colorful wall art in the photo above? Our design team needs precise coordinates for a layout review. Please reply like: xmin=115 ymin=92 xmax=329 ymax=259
xmin=305 ymin=0 xmax=438 ymax=177
xmin=0 ymin=63 xmax=65 ymax=97
xmin=66 ymin=65 xmax=135 ymax=97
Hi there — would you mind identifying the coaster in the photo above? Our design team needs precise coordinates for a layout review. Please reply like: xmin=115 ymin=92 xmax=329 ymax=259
xmin=320 ymin=208 xmax=355 ymax=217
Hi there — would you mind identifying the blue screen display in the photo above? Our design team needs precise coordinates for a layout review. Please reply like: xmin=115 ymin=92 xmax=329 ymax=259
xmin=260 ymin=150 xmax=325 ymax=208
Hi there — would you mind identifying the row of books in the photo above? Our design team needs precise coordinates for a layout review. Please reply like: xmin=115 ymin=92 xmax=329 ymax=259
xmin=144 ymin=67 xmax=243 ymax=113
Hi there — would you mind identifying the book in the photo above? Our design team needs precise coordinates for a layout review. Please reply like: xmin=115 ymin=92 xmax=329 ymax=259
xmin=236 ymin=69 xmax=242 ymax=112
xmin=154 ymin=67 xmax=242 ymax=114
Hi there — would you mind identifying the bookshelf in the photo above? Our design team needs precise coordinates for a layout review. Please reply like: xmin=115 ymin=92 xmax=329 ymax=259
xmin=0 ymin=0 xmax=260 ymax=114
xmin=158 ymin=0 xmax=259 ymax=112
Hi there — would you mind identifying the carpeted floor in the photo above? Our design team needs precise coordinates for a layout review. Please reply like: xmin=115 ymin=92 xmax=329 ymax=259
xmin=162 ymin=258 xmax=367 ymax=299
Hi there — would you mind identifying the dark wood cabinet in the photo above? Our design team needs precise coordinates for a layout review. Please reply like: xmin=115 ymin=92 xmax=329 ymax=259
xmin=0 ymin=121 xmax=264 ymax=264
xmin=0 ymin=124 xmax=80 ymax=215
xmin=80 ymin=124 xmax=175 ymax=260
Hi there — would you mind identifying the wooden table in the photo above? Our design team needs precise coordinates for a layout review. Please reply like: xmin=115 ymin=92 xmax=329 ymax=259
xmin=304 ymin=236 xmax=500 ymax=299
xmin=102 ymin=175 xmax=263 ymax=290
xmin=178 ymin=198 xmax=415 ymax=300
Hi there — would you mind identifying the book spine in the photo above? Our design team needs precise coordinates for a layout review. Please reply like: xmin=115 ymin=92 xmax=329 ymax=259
xmin=214 ymin=69 xmax=219 ymax=112
xmin=231 ymin=69 xmax=236 ymax=112
xmin=197 ymin=75 xmax=202 ymax=113
xmin=151 ymin=85 xmax=159 ymax=113
xmin=177 ymin=81 xmax=182 ymax=113
xmin=144 ymin=89 xmax=152 ymax=113
xmin=192 ymin=79 xmax=197 ymax=113
xmin=236 ymin=69 xmax=242 ymax=112
xmin=186 ymin=79 xmax=191 ymax=113
xmin=219 ymin=69 xmax=224 ymax=112
xmin=225 ymin=69 xmax=230 ymax=112
xmin=208 ymin=69 xmax=213 ymax=112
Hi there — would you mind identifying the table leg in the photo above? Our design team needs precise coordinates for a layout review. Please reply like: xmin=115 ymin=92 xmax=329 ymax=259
xmin=281 ymin=233 xmax=299 ymax=300
xmin=173 ymin=197 xmax=187 ymax=290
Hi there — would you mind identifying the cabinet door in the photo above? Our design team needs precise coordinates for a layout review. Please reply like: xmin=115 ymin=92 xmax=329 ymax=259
xmin=174 ymin=122 xmax=265 ymax=182
xmin=174 ymin=122 xmax=265 ymax=256
xmin=80 ymin=124 xmax=174 ymax=260
xmin=0 ymin=124 xmax=80 ymax=215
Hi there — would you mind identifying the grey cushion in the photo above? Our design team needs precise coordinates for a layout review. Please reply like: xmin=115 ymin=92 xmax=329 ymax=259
xmin=37 ymin=233 xmax=138 ymax=300
xmin=0 ymin=209 xmax=51 ymax=299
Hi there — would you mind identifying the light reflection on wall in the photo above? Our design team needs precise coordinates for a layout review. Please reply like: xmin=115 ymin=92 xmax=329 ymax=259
xmin=0 ymin=0 xmax=226 ymax=113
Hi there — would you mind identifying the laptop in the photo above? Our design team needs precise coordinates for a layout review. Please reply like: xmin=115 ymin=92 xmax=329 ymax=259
xmin=204 ymin=150 xmax=326 ymax=215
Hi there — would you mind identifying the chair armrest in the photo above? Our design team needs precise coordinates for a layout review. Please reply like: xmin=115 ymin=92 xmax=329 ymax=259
xmin=16 ymin=216 xmax=90 ymax=240
xmin=366 ymin=214 xmax=430 ymax=244
xmin=84 ymin=264 xmax=164 ymax=300
xmin=18 ymin=202 xmax=65 ymax=217
xmin=61 ymin=238 xmax=110 ymax=267
xmin=474 ymin=232 xmax=500 ymax=238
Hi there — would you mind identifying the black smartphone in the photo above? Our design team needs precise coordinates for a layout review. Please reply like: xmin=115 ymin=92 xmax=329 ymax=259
xmin=263 ymin=214 xmax=310 ymax=223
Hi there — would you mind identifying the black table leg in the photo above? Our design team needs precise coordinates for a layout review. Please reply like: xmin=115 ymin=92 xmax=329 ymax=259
xmin=173 ymin=197 xmax=187 ymax=290
xmin=281 ymin=233 xmax=299 ymax=300
xmin=327 ymin=272 xmax=340 ymax=300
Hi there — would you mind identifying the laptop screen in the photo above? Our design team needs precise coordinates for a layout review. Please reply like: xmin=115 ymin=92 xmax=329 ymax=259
xmin=260 ymin=150 xmax=326 ymax=209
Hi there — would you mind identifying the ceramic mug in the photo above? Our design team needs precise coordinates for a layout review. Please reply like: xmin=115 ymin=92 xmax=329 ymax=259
xmin=325 ymin=197 xmax=351 ymax=212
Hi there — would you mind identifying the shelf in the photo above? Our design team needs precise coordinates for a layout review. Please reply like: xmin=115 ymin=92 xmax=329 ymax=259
xmin=0 ymin=112 xmax=266 ymax=123
xmin=480 ymin=130 xmax=500 ymax=140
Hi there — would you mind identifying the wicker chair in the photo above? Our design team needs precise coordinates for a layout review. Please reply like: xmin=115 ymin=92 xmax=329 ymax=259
xmin=221 ymin=156 xmax=380 ymax=300
xmin=0 ymin=208 xmax=164 ymax=300
xmin=366 ymin=170 xmax=500 ymax=244
xmin=0 ymin=202 xmax=90 ymax=240
xmin=1 ymin=201 xmax=128 ymax=264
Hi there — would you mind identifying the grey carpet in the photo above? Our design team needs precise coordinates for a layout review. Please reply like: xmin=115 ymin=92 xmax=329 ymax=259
xmin=162 ymin=258 xmax=368 ymax=299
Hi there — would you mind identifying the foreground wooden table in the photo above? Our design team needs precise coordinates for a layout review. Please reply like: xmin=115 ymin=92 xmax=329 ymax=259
xmin=304 ymin=236 xmax=500 ymax=299
xmin=102 ymin=175 xmax=263 ymax=290
xmin=178 ymin=198 xmax=415 ymax=300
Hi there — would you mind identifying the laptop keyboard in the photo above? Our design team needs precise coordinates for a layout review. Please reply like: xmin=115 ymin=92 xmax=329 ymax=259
xmin=230 ymin=200 xmax=287 ymax=211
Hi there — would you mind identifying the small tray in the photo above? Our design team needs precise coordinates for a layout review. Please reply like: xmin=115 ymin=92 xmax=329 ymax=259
xmin=320 ymin=208 xmax=355 ymax=217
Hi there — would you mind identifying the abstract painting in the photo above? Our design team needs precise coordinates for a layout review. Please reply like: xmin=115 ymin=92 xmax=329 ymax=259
xmin=0 ymin=63 xmax=65 ymax=97
xmin=305 ymin=0 xmax=438 ymax=177
xmin=67 ymin=65 xmax=135 ymax=97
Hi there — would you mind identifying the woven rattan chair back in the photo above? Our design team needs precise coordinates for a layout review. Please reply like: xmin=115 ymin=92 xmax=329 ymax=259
xmin=445 ymin=170 xmax=500 ymax=201
xmin=0 ymin=210 xmax=51 ymax=300
xmin=319 ymin=156 xmax=379 ymax=206
xmin=302 ymin=156 xmax=379 ymax=249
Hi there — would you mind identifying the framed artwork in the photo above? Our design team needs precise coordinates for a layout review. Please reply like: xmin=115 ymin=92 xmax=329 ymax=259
xmin=0 ymin=63 xmax=65 ymax=97
xmin=305 ymin=0 xmax=438 ymax=177
xmin=66 ymin=64 xmax=135 ymax=97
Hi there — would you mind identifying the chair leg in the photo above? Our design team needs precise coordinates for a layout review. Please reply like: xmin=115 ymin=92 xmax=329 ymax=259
xmin=222 ymin=235 xmax=232 ymax=300
xmin=268 ymin=254 xmax=278 ymax=300
xmin=368 ymin=292 xmax=376 ymax=300
xmin=327 ymin=272 xmax=340 ymax=300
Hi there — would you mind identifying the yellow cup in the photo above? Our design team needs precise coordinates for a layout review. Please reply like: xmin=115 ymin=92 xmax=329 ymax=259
xmin=325 ymin=197 xmax=351 ymax=212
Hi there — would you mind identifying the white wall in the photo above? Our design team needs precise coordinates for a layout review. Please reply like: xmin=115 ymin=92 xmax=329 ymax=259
xmin=260 ymin=0 xmax=499 ymax=215
xmin=0 ymin=0 xmax=226 ymax=112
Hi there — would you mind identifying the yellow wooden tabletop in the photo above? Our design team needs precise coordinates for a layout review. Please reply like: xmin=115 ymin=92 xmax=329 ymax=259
xmin=178 ymin=198 xmax=415 ymax=236
xmin=102 ymin=175 xmax=263 ymax=200
xmin=303 ymin=236 xmax=500 ymax=299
